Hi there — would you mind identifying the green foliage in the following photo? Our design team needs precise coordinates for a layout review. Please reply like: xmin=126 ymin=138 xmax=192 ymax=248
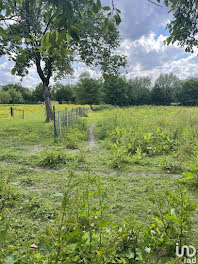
xmin=63 ymin=119 xmax=88 ymax=149
xmin=145 ymin=188 xmax=196 ymax=256
xmin=75 ymin=72 xmax=103 ymax=107
xmin=0 ymin=0 xmax=125 ymax=121
xmin=161 ymin=0 xmax=198 ymax=54
xmin=39 ymin=148 xmax=74 ymax=168
xmin=0 ymin=83 xmax=33 ymax=104
xmin=52 ymin=83 xmax=75 ymax=104
xmin=0 ymin=91 xmax=11 ymax=104
xmin=179 ymin=78 xmax=198 ymax=106
xmin=8 ymin=89 xmax=24 ymax=104
xmin=151 ymin=73 xmax=182 ymax=105
xmin=182 ymin=155 xmax=198 ymax=186
xmin=93 ymin=106 xmax=198 ymax=171
xmin=32 ymin=83 xmax=44 ymax=103
xmin=103 ymin=75 xmax=129 ymax=106
xmin=128 ymin=77 xmax=151 ymax=105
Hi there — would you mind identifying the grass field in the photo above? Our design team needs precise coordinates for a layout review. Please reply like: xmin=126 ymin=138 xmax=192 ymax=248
xmin=0 ymin=104 xmax=197 ymax=263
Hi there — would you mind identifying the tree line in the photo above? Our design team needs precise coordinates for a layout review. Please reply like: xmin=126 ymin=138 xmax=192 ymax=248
xmin=0 ymin=72 xmax=198 ymax=107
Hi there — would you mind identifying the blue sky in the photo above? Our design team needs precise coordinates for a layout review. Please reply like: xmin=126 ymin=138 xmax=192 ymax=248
xmin=0 ymin=0 xmax=198 ymax=88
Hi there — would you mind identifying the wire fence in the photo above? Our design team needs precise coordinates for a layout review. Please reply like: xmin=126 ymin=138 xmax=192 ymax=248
xmin=10 ymin=107 xmax=25 ymax=119
xmin=53 ymin=106 xmax=90 ymax=139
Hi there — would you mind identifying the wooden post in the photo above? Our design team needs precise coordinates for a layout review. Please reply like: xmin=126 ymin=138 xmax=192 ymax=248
xmin=22 ymin=110 xmax=24 ymax=119
xmin=66 ymin=110 xmax=69 ymax=128
xmin=65 ymin=108 xmax=67 ymax=125
xmin=53 ymin=106 xmax=57 ymax=140
xmin=58 ymin=111 xmax=62 ymax=138
xmin=10 ymin=107 xmax=13 ymax=117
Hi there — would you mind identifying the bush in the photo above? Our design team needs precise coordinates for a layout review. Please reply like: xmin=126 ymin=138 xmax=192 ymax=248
xmin=39 ymin=148 xmax=74 ymax=168
xmin=179 ymin=78 xmax=198 ymax=106
xmin=0 ymin=91 xmax=11 ymax=104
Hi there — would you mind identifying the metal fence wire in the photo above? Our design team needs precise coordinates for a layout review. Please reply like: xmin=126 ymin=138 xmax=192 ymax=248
xmin=53 ymin=106 xmax=90 ymax=139
xmin=10 ymin=107 xmax=24 ymax=119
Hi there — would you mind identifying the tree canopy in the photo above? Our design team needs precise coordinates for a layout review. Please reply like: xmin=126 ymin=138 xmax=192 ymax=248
xmin=0 ymin=0 xmax=125 ymax=121
xmin=158 ymin=0 xmax=198 ymax=54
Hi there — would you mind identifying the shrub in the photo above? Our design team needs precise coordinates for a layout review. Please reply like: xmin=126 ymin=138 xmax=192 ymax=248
xmin=39 ymin=148 xmax=74 ymax=168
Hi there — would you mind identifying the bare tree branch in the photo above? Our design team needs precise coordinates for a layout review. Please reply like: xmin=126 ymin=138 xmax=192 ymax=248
xmin=148 ymin=0 xmax=163 ymax=7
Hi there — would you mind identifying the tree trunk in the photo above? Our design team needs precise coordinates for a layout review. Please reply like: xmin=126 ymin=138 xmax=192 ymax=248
xmin=43 ymin=82 xmax=54 ymax=122
xmin=90 ymin=104 xmax=94 ymax=111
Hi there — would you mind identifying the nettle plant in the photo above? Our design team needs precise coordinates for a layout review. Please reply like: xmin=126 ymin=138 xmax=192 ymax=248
xmin=145 ymin=187 xmax=196 ymax=257
xmin=182 ymin=155 xmax=198 ymax=186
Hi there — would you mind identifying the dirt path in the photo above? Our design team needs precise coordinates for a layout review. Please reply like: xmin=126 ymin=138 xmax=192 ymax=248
xmin=89 ymin=124 xmax=97 ymax=147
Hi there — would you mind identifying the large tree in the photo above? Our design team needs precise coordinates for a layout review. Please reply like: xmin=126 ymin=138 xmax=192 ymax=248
xmin=0 ymin=0 xmax=124 ymax=121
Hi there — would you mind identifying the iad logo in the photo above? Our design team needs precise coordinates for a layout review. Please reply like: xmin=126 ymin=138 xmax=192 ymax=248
xmin=176 ymin=243 xmax=197 ymax=263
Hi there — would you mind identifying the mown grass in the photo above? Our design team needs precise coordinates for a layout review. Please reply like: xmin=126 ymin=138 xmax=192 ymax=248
xmin=0 ymin=105 xmax=197 ymax=263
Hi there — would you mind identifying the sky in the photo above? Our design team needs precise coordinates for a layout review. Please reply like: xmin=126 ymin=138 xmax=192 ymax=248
xmin=0 ymin=0 xmax=198 ymax=89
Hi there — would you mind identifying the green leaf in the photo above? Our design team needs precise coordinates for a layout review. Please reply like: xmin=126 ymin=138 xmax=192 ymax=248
xmin=25 ymin=38 xmax=31 ymax=43
xmin=3 ymin=255 xmax=18 ymax=264
xmin=0 ymin=226 xmax=8 ymax=242
xmin=104 ymin=26 xmax=109 ymax=34
xmin=45 ymin=9 xmax=52 ymax=23
xmin=41 ymin=33 xmax=50 ymax=49
xmin=103 ymin=6 xmax=111 ymax=11
xmin=166 ymin=36 xmax=172 ymax=45
xmin=0 ymin=27 xmax=6 ymax=37
xmin=145 ymin=247 xmax=151 ymax=253
xmin=66 ymin=32 xmax=71 ymax=44
xmin=70 ymin=26 xmax=80 ymax=41
xmin=11 ymin=68 xmax=16 ymax=75
xmin=186 ymin=203 xmax=196 ymax=211
xmin=114 ymin=14 xmax=121 ymax=25
xmin=50 ymin=30 xmax=58 ymax=44
xmin=96 ymin=0 xmax=102 ymax=9
xmin=108 ymin=20 xmax=115 ymax=32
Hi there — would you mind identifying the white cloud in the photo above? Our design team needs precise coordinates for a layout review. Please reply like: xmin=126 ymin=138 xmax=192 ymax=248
xmin=117 ymin=32 xmax=198 ymax=81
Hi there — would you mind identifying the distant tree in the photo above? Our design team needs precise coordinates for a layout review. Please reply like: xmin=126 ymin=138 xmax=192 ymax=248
xmin=52 ymin=83 xmax=75 ymax=104
xmin=2 ymin=83 xmax=33 ymax=103
xmin=32 ymin=83 xmax=45 ymax=103
xmin=75 ymin=72 xmax=103 ymax=110
xmin=8 ymin=89 xmax=24 ymax=104
xmin=128 ymin=77 xmax=151 ymax=105
xmin=179 ymin=79 xmax=198 ymax=106
xmin=21 ymin=88 xmax=33 ymax=104
xmin=151 ymin=73 xmax=181 ymax=105
xmin=103 ymin=75 xmax=129 ymax=106
xmin=0 ymin=91 xmax=11 ymax=104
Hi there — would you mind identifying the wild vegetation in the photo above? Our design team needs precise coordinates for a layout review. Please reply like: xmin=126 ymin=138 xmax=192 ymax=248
xmin=0 ymin=104 xmax=197 ymax=263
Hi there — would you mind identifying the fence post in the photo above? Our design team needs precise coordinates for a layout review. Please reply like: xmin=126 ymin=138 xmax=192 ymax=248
xmin=53 ymin=106 xmax=57 ymax=140
xmin=67 ymin=110 xmax=69 ymax=128
xmin=22 ymin=110 xmax=24 ymax=119
xmin=10 ymin=107 xmax=13 ymax=117
xmin=58 ymin=111 xmax=62 ymax=139
xmin=65 ymin=108 xmax=67 ymax=125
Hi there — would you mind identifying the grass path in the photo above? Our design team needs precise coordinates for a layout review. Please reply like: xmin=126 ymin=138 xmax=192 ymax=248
xmin=88 ymin=123 xmax=97 ymax=147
